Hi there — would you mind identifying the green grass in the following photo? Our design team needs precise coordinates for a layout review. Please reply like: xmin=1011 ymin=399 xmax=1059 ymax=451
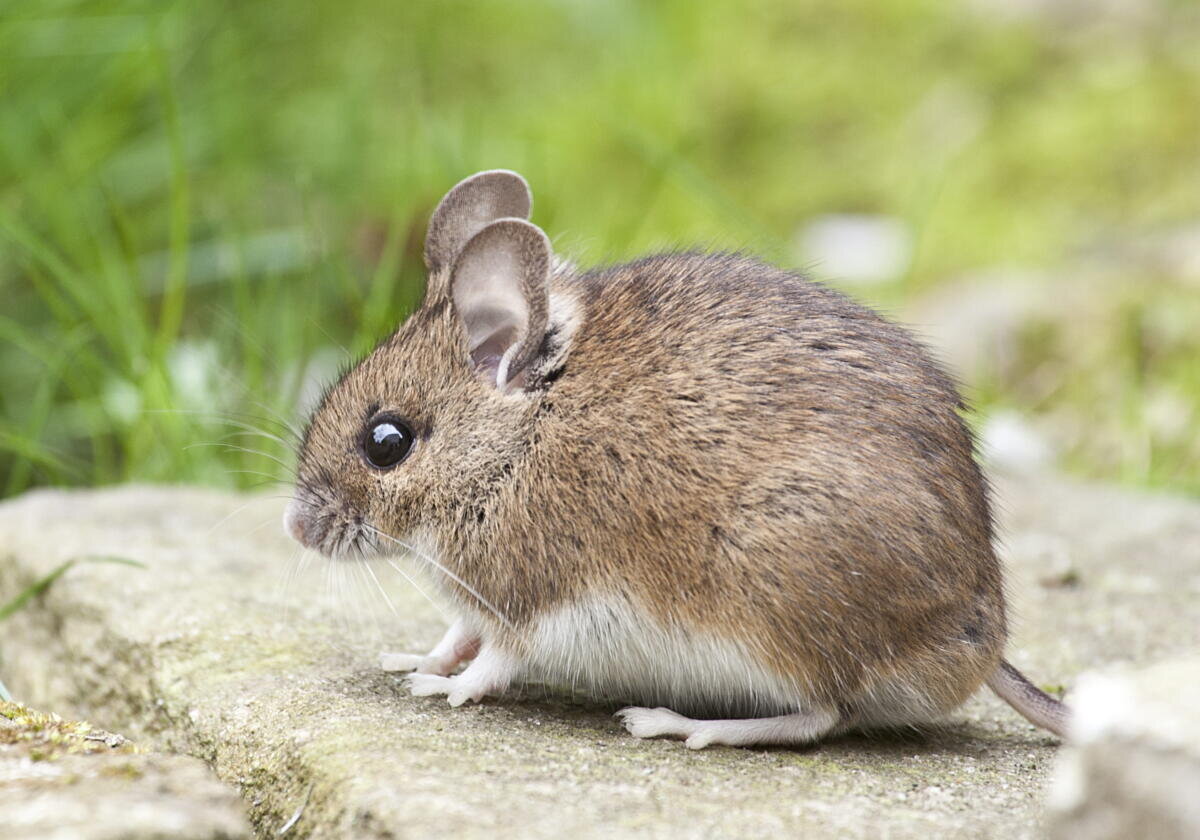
xmin=1 ymin=0 xmax=1198 ymax=497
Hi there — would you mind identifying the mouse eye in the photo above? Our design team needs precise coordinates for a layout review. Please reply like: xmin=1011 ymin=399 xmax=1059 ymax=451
xmin=362 ymin=418 xmax=414 ymax=469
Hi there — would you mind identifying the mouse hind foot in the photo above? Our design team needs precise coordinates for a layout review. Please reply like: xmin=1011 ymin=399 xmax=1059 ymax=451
xmin=616 ymin=705 xmax=840 ymax=749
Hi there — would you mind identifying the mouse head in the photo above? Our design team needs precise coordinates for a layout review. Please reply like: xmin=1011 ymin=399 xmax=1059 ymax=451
xmin=284 ymin=170 xmax=561 ymax=558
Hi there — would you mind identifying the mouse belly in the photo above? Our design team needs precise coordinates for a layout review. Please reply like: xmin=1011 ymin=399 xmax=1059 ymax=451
xmin=519 ymin=595 xmax=810 ymax=717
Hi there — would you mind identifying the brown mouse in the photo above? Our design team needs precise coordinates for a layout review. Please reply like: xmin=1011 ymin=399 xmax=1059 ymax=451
xmin=284 ymin=169 xmax=1069 ymax=748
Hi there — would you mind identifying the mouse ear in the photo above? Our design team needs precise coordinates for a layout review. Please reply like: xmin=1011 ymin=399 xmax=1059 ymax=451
xmin=449 ymin=217 xmax=550 ymax=391
xmin=424 ymin=170 xmax=533 ymax=286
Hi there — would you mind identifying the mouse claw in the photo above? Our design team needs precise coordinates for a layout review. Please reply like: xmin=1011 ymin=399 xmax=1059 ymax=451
xmin=380 ymin=652 xmax=424 ymax=672
xmin=616 ymin=706 xmax=692 ymax=740
xmin=684 ymin=731 xmax=715 ymax=750
xmin=404 ymin=673 xmax=454 ymax=698
xmin=404 ymin=644 xmax=514 ymax=708
xmin=405 ymin=673 xmax=487 ymax=707
xmin=447 ymin=686 xmax=478 ymax=707
xmin=616 ymin=707 xmax=719 ymax=749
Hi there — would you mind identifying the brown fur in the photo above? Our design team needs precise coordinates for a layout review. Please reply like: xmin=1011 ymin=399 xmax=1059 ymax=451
xmin=287 ymin=171 xmax=1045 ymax=732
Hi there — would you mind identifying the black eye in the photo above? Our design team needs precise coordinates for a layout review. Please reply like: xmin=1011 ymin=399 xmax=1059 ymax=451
xmin=362 ymin=418 xmax=414 ymax=469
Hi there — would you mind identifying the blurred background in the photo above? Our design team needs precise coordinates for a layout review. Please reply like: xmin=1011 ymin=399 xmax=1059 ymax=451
xmin=1 ymin=0 xmax=1197 ymax=501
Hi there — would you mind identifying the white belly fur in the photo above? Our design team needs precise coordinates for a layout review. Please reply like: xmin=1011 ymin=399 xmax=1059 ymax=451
xmin=521 ymin=595 xmax=813 ymax=717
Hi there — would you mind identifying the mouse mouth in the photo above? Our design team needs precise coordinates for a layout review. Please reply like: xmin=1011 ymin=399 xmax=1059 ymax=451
xmin=284 ymin=491 xmax=380 ymax=560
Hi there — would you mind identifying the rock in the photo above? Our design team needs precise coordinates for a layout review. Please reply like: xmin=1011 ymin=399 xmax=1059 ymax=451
xmin=979 ymin=410 xmax=1055 ymax=473
xmin=0 ymin=474 xmax=1197 ymax=838
xmin=902 ymin=267 xmax=1059 ymax=383
xmin=903 ymin=262 xmax=1200 ymax=494
xmin=1048 ymin=659 xmax=1200 ymax=840
xmin=965 ymin=0 xmax=1161 ymax=32
xmin=0 ymin=701 xmax=250 ymax=840
xmin=795 ymin=214 xmax=913 ymax=286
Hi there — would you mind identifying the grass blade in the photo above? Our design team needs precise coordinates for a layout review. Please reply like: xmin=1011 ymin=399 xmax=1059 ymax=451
xmin=0 ymin=556 xmax=146 ymax=623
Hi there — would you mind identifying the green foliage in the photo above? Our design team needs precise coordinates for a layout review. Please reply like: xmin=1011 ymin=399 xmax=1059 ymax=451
xmin=1 ymin=0 xmax=1197 ymax=495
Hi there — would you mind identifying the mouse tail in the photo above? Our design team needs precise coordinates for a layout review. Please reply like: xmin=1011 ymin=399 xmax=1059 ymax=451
xmin=986 ymin=659 xmax=1071 ymax=739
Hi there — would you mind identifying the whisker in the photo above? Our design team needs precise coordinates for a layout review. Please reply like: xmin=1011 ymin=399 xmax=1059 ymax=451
xmin=220 ymin=469 xmax=291 ymax=484
xmin=185 ymin=442 xmax=296 ymax=475
xmin=343 ymin=560 xmax=364 ymax=640
xmin=146 ymin=408 xmax=300 ymax=443
xmin=343 ymin=559 xmax=360 ymax=636
xmin=247 ymin=398 xmax=305 ymax=444
xmin=362 ymin=559 xmax=400 ymax=618
xmin=351 ymin=560 xmax=386 ymax=644
xmin=308 ymin=317 xmax=353 ymax=361
xmin=244 ymin=515 xmax=286 ymax=537
xmin=324 ymin=553 xmax=334 ymax=618
xmin=368 ymin=555 xmax=448 ymax=623
xmin=205 ymin=496 xmax=277 ymax=539
xmin=363 ymin=524 xmax=514 ymax=631
xmin=282 ymin=549 xmax=315 ymax=624
xmin=335 ymin=560 xmax=351 ymax=637
xmin=218 ymin=428 xmax=292 ymax=449
xmin=346 ymin=561 xmax=370 ymax=642
xmin=274 ymin=545 xmax=304 ymax=616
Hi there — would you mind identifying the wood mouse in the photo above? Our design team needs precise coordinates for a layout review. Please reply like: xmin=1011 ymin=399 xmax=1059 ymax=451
xmin=284 ymin=170 xmax=1069 ymax=748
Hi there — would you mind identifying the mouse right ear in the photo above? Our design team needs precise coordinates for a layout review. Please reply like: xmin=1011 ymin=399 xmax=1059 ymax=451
xmin=449 ymin=217 xmax=550 ymax=392
xmin=423 ymin=170 xmax=533 ymax=291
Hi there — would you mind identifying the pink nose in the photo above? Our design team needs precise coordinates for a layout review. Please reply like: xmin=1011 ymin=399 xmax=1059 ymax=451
xmin=283 ymin=502 xmax=307 ymax=546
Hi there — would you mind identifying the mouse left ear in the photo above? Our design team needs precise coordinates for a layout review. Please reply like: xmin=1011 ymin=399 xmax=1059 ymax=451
xmin=424 ymin=170 xmax=533 ymax=294
xmin=449 ymin=217 xmax=550 ymax=392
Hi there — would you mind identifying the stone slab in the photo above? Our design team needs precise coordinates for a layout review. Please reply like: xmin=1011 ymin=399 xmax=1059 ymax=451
xmin=0 ymin=471 xmax=1197 ymax=838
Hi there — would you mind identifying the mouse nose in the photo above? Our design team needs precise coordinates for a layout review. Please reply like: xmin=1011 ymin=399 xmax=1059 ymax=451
xmin=283 ymin=501 xmax=308 ymax=546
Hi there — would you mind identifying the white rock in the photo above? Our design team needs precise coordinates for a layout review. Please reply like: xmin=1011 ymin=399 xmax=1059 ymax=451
xmin=980 ymin=410 xmax=1054 ymax=472
xmin=796 ymin=214 xmax=913 ymax=286
xmin=1049 ymin=659 xmax=1200 ymax=839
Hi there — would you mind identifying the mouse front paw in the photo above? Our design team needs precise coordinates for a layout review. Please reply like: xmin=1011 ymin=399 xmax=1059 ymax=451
xmin=404 ymin=672 xmax=454 ymax=697
xmin=404 ymin=673 xmax=490 ymax=707
xmin=403 ymin=645 xmax=516 ymax=709
xmin=379 ymin=652 xmax=425 ymax=672
xmin=380 ymin=651 xmax=461 ymax=675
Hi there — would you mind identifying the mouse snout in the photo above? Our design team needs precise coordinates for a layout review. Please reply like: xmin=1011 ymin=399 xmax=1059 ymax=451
xmin=283 ymin=500 xmax=309 ymax=546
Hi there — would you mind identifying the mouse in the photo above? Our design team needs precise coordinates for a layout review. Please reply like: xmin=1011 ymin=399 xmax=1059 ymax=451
xmin=284 ymin=169 xmax=1070 ymax=749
